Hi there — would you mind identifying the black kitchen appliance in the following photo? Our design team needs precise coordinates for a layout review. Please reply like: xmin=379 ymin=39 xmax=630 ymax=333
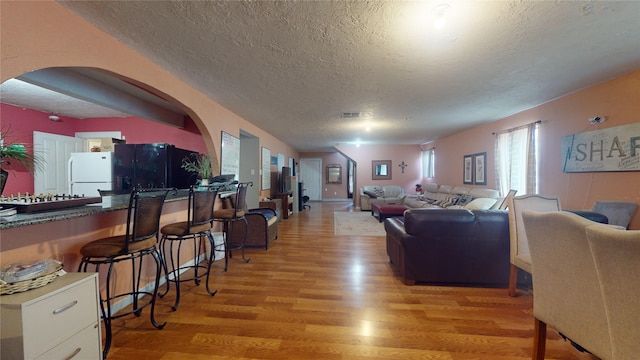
xmin=113 ymin=143 xmax=197 ymax=191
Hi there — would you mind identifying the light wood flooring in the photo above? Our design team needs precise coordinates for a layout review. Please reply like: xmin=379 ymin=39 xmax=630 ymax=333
xmin=106 ymin=201 xmax=598 ymax=359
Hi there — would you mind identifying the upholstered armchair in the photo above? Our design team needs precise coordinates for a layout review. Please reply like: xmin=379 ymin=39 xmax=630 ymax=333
xmin=522 ymin=210 xmax=612 ymax=360
xmin=507 ymin=194 xmax=561 ymax=297
xmin=221 ymin=195 xmax=279 ymax=250
xmin=587 ymin=225 xmax=640 ymax=359
xmin=230 ymin=208 xmax=278 ymax=250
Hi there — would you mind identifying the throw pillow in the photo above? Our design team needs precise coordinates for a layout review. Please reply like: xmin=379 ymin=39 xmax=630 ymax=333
xmin=464 ymin=198 xmax=498 ymax=210
xmin=373 ymin=186 xmax=385 ymax=198
xmin=363 ymin=190 xmax=378 ymax=199
xmin=456 ymin=194 xmax=473 ymax=206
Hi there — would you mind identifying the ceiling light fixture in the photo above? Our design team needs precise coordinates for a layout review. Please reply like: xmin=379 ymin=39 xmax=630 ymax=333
xmin=433 ymin=3 xmax=450 ymax=29
xmin=48 ymin=115 xmax=60 ymax=121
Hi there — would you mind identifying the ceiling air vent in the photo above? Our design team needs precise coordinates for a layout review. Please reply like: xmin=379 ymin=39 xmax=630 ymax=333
xmin=341 ymin=112 xmax=361 ymax=119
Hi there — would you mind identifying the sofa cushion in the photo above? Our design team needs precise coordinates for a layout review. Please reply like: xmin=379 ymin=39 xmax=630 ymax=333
xmin=465 ymin=197 xmax=497 ymax=210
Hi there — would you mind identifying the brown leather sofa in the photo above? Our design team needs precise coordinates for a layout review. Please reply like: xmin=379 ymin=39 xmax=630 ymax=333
xmin=384 ymin=208 xmax=609 ymax=287
xmin=385 ymin=208 xmax=511 ymax=287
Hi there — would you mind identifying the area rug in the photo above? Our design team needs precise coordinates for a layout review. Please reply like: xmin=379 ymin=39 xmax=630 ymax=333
xmin=334 ymin=211 xmax=386 ymax=236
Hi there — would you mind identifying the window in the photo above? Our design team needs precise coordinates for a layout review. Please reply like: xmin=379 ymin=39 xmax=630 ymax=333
xmin=422 ymin=147 xmax=435 ymax=178
xmin=495 ymin=122 xmax=538 ymax=196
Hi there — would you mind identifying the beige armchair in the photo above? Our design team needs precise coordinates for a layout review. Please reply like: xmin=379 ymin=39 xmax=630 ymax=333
xmin=508 ymin=194 xmax=561 ymax=297
xmin=523 ymin=210 xmax=612 ymax=360
xmin=587 ymin=225 xmax=640 ymax=359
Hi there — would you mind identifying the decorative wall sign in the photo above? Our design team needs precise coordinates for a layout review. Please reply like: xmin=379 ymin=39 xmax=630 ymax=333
xmin=473 ymin=152 xmax=487 ymax=185
xmin=463 ymin=154 xmax=473 ymax=184
xmin=561 ymin=123 xmax=640 ymax=172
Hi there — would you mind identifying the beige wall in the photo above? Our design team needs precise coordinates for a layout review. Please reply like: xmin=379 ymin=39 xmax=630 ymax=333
xmin=0 ymin=1 xmax=298 ymax=200
xmin=430 ymin=70 xmax=640 ymax=229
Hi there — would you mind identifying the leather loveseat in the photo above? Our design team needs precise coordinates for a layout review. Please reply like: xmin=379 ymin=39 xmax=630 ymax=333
xmin=384 ymin=208 xmax=511 ymax=287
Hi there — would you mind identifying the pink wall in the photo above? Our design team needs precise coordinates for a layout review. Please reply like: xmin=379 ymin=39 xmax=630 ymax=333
xmin=334 ymin=144 xmax=423 ymax=206
xmin=430 ymin=70 xmax=640 ymax=229
xmin=1 ymin=103 xmax=207 ymax=195
xmin=300 ymin=152 xmax=350 ymax=199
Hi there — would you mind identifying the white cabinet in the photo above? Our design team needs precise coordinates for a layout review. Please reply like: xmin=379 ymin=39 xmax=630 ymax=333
xmin=1 ymin=273 xmax=102 ymax=360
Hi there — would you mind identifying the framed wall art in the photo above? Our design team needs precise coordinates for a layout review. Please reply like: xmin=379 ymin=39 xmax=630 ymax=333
xmin=372 ymin=160 xmax=392 ymax=180
xmin=474 ymin=152 xmax=487 ymax=185
xmin=463 ymin=154 xmax=473 ymax=184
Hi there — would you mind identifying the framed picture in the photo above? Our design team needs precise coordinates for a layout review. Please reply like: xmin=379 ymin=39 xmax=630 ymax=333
xmin=474 ymin=152 xmax=487 ymax=185
xmin=463 ymin=155 xmax=473 ymax=184
xmin=372 ymin=160 xmax=392 ymax=180
xmin=326 ymin=164 xmax=342 ymax=184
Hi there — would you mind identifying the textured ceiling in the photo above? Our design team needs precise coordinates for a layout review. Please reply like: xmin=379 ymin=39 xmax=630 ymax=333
xmin=6 ymin=1 xmax=640 ymax=151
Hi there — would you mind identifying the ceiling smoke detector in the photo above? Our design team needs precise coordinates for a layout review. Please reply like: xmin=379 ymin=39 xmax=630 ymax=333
xmin=589 ymin=116 xmax=606 ymax=124
xmin=341 ymin=112 xmax=361 ymax=119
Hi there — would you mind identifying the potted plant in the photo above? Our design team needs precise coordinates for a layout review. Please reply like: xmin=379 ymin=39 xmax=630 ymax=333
xmin=1 ymin=128 xmax=45 ymax=195
xmin=181 ymin=153 xmax=215 ymax=186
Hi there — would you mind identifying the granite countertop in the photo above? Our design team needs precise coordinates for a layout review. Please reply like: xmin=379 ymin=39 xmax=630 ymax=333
xmin=0 ymin=187 xmax=237 ymax=230
xmin=0 ymin=190 xmax=190 ymax=230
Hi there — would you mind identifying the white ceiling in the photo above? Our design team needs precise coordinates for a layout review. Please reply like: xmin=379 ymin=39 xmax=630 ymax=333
xmin=3 ymin=1 xmax=640 ymax=151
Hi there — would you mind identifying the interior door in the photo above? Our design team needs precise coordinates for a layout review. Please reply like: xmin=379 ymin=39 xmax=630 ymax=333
xmin=33 ymin=131 xmax=83 ymax=195
xmin=299 ymin=158 xmax=322 ymax=201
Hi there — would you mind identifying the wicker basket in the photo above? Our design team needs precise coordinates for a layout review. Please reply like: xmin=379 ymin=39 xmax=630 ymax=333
xmin=0 ymin=262 xmax=63 ymax=295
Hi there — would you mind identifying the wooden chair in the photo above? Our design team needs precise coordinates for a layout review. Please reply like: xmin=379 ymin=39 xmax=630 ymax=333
xmin=587 ymin=225 xmax=640 ymax=359
xmin=158 ymin=185 xmax=218 ymax=311
xmin=507 ymin=194 xmax=560 ymax=297
xmin=78 ymin=189 xmax=170 ymax=359
xmin=523 ymin=210 xmax=612 ymax=360
xmin=214 ymin=182 xmax=252 ymax=271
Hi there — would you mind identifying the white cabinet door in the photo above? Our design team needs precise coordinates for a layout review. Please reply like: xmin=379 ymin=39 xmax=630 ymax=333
xmin=33 ymin=131 xmax=83 ymax=195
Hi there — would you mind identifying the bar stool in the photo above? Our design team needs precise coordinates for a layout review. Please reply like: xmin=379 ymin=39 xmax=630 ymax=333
xmin=158 ymin=185 xmax=218 ymax=311
xmin=214 ymin=181 xmax=252 ymax=271
xmin=77 ymin=188 xmax=169 ymax=359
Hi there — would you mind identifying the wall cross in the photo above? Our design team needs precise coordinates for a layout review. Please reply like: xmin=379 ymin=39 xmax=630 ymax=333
xmin=398 ymin=161 xmax=408 ymax=174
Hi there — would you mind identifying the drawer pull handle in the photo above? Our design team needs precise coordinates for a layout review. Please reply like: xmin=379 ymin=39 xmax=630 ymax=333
xmin=63 ymin=347 xmax=82 ymax=360
xmin=53 ymin=300 xmax=78 ymax=315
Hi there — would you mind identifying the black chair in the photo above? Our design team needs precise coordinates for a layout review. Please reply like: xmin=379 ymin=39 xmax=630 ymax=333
xmin=301 ymin=195 xmax=311 ymax=210
xmin=158 ymin=185 xmax=218 ymax=311
xmin=214 ymin=182 xmax=252 ymax=271
xmin=77 ymin=188 xmax=170 ymax=359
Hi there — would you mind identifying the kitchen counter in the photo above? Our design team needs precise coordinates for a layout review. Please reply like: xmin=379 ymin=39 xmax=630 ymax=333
xmin=0 ymin=190 xmax=190 ymax=230
xmin=0 ymin=189 xmax=235 ymax=230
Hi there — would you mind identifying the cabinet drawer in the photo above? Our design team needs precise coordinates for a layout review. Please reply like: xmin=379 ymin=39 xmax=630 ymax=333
xmin=23 ymin=279 xmax=99 ymax=358
xmin=35 ymin=323 xmax=101 ymax=360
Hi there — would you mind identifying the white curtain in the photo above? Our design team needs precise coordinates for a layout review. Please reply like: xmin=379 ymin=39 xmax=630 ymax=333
xmin=494 ymin=123 xmax=537 ymax=196
xmin=422 ymin=147 xmax=435 ymax=178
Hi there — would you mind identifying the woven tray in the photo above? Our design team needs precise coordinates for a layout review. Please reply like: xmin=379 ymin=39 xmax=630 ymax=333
xmin=0 ymin=262 xmax=63 ymax=295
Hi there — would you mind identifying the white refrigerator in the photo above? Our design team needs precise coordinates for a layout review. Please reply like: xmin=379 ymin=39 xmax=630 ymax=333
xmin=68 ymin=152 xmax=113 ymax=197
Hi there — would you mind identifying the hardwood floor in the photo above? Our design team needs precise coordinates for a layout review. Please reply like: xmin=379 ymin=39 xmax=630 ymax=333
xmin=107 ymin=201 xmax=598 ymax=359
